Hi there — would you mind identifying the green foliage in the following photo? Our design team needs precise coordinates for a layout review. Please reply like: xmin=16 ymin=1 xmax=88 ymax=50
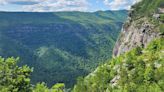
xmin=0 ymin=11 xmax=127 ymax=88
xmin=33 ymin=82 xmax=65 ymax=92
xmin=51 ymin=83 xmax=65 ymax=92
xmin=0 ymin=57 xmax=33 ymax=92
xmin=33 ymin=83 xmax=49 ymax=92
xmin=0 ymin=57 xmax=65 ymax=92
xmin=128 ymin=0 xmax=164 ymax=35
xmin=160 ymin=14 xmax=164 ymax=22
xmin=131 ymin=0 xmax=163 ymax=19
xmin=159 ymin=24 xmax=164 ymax=34
xmin=73 ymin=38 xmax=164 ymax=92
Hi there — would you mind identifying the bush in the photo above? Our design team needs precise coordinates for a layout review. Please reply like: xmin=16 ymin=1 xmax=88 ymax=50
xmin=0 ymin=57 xmax=65 ymax=92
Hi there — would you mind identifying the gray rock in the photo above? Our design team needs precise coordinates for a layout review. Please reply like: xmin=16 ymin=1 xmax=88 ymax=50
xmin=113 ymin=18 xmax=160 ymax=57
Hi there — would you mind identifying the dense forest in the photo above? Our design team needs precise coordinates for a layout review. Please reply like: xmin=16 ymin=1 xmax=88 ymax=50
xmin=1 ymin=38 xmax=163 ymax=92
xmin=73 ymin=0 xmax=164 ymax=92
xmin=73 ymin=38 xmax=164 ymax=92
xmin=0 ymin=57 xmax=65 ymax=92
xmin=0 ymin=11 xmax=127 ymax=87
xmin=0 ymin=0 xmax=164 ymax=91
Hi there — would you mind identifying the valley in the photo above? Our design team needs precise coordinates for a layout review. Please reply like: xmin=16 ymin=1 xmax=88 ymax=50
xmin=0 ymin=11 xmax=127 ymax=87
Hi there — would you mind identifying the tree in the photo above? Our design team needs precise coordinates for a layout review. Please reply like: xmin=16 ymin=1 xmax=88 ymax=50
xmin=0 ymin=57 xmax=33 ymax=92
xmin=0 ymin=57 xmax=65 ymax=92
xmin=51 ymin=83 xmax=65 ymax=92
xmin=33 ymin=83 xmax=49 ymax=92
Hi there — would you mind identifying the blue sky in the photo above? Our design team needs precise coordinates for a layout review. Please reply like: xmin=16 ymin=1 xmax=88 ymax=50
xmin=0 ymin=0 xmax=140 ymax=12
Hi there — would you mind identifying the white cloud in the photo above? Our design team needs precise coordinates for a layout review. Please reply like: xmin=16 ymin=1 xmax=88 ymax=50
xmin=0 ymin=0 xmax=141 ymax=12
xmin=0 ymin=0 xmax=45 ymax=5
xmin=0 ymin=0 xmax=89 ymax=12
xmin=104 ymin=0 xmax=141 ymax=10
xmin=0 ymin=0 xmax=7 ymax=5
xmin=23 ymin=0 xmax=89 ymax=12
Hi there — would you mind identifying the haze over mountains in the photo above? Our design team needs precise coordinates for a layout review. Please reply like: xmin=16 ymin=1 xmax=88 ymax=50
xmin=0 ymin=10 xmax=128 ymax=87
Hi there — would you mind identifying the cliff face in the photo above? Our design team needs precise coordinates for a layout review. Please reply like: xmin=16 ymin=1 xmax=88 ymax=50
xmin=113 ymin=0 xmax=164 ymax=56
xmin=113 ymin=17 xmax=161 ymax=57
xmin=73 ymin=0 xmax=164 ymax=92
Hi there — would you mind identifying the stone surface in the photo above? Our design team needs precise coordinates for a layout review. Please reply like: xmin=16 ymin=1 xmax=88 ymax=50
xmin=113 ymin=18 xmax=160 ymax=57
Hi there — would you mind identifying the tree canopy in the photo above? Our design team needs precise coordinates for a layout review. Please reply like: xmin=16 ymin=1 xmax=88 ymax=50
xmin=0 ymin=57 xmax=65 ymax=92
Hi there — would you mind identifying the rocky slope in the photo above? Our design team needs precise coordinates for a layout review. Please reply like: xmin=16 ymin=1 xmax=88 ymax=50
xmin=113 ymin=17 xmax=161 ymax=57
xmin=113 ymin=0 xmax=164 ymax=56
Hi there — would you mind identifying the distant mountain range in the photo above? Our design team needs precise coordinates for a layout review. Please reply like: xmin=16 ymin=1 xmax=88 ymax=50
xmin=0 ymin=10 xmax=128 ymax=87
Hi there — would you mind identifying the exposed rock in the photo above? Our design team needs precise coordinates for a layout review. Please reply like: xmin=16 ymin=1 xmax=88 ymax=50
xmin=110 ymin=75 xmax=120 ymax=87
xmin=153 ymin=14 xmax=160 ymax=20
xmin=110 ymin=1 xmax=163 ymax=91
xmin=113 ymin=18 xmax=160 ymax=57
xmin=158 ymin=8 xmax=164 ymax=14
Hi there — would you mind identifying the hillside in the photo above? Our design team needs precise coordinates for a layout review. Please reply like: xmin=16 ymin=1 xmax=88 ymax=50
xmin=0 ymin=10 xmax=127 ymax=87
xmin=113 ymin=0 xmax=164 ymax=56
xmin=73 ymin=38 xmax=164 ymax=92
xmin=73 ymin=0 xmax=164 ymax=91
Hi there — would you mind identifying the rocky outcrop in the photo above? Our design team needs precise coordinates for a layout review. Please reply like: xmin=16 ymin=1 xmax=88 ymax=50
xmin=113 ymin=17 xmax=161 ymax=57
xmin=158 ymin=8 xmax=164 ymax=14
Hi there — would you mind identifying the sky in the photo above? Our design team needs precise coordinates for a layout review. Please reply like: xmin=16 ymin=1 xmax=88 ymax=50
xmin=0 ymin=0 xmax=141 ymax=12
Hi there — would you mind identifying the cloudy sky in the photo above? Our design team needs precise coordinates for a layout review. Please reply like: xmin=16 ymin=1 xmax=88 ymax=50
xmin=0 ymin=0 xmax=140 ymax=12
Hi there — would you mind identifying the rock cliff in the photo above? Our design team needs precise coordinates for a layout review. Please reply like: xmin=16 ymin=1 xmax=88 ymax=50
xmin=113 ymin=0 xmax=164 ymax=56
xmin=113 ymin=18 xmax=161 ymax=56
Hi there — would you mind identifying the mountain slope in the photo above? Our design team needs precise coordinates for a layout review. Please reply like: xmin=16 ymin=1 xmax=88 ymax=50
xmin=0 ymin=10 xmax=127 ymax=87
xmin=113 ymin=0 xmax=164 ymax=56
xmin=73 ymin=38 xmax=164 ymax=92
xmin=73 ymin=0 xmax=164 ymax=91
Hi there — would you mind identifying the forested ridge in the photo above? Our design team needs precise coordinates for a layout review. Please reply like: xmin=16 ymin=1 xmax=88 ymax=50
xmin=0 ymin=0 xmax=164 ymax=91
xmin=0 ymin=10 xmax=127 ymax=88
xmin=1 ymin=38 xmax=163 ymax=92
